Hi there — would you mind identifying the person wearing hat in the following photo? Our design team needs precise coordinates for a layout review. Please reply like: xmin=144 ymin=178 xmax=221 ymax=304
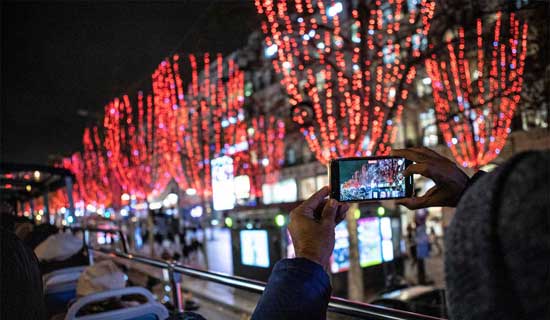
xmin=1 ymin=227 xmax=47 ymax=320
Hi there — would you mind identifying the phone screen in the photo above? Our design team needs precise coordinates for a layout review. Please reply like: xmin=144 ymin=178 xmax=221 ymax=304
xmin=330 ymin=157 xmax=412 ymax=202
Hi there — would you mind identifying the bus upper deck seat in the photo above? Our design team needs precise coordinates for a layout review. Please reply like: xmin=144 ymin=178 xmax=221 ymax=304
xmin=43 ymin=266 xmax=87 ymax=315
xmin=64 ymin=286 xmax=169 ymax=320
xmin=44 ymin=266 xmax=87 ymax=288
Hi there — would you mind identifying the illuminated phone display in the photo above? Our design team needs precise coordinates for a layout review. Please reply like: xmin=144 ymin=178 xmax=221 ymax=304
xmin=329 ymin=156 xmax=413 ymax=202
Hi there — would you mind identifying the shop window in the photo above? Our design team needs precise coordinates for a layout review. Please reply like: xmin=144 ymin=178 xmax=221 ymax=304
xmin=419 ymin=110 xmax=439 ymax=147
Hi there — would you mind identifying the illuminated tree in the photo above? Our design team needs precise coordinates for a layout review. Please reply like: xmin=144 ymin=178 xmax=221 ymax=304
xmin=231 ymin=114 xmax=286 ymax=198
xmin=255 ymin=0 xmax=436 ymax=164
xmin=62 ymin=154 xmax=86 ymax=206
xmin=103 ymin=92 xmax=171 ymax=200
xmin=81 ymin=127 xmax=122 ymax=208
xmin=49 ymin=189 xmax=71 ymax=214
xmin=152 ymin=53 xmax=245 ymax=198
xmin=153 ymin=54 xmax=287 ymax=201
xmin=48 ymin=155 xmax=86 ymax=216
xmin=425 ymin=12 xmax=528 ymax=168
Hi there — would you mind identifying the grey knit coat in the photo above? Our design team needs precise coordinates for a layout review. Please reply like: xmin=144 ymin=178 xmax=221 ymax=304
xmin=445 ymin=151 xmax=550 ymax=320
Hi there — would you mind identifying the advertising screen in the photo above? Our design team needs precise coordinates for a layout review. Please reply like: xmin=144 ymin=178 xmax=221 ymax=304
xmin=357 ymin=217 xmax=383 ymax=267
xmin=212 ymin=156 xmax=236 ymax=211
xmin=324 ymin=216 xmax=397 ymax=274
xmin=339 ymin=158 xmax=407 ymax=201
xmin=239 ymin=230 xmax=270 ymax=268
xmin=330 ymin=221 xmax=350 ymax=273
xmin=380 ymin=217 xmax=394 ymax=261
xmin=285 ymin=230 xmax=296 ymax=259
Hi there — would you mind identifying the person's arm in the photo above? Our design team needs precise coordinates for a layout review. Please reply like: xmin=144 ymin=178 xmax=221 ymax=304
xmin=252 ymin=187 xmax=349 ymax=320
xmin=251 ymin=258 xmax=331 ymax=319
xmin=391 ymin=147 xmax=482 ymax=209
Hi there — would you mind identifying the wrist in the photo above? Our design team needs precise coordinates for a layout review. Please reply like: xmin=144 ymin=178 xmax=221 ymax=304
xmin=295 ymin=250 xmax=329 ymax=270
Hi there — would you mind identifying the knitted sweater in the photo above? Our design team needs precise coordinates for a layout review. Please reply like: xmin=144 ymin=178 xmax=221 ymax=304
xmin=0 ymin=227 xmax=47 ymax=320
xmin=445 ymin=151 xmax=550 ymax=320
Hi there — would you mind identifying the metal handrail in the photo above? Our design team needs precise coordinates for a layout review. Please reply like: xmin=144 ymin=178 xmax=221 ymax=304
xmin=93 ymin=247 xmax=442 ymax=320
xmin=67 ymin=226 xmax=129 ymax=254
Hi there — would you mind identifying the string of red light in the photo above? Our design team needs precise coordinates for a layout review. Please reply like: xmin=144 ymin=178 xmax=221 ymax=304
xmin=38 ymin=6 xmax=529 ymax=216
xmin=103 ymin=92 xmax=172 ymax=201
xmin=152 ymin=53 xmax=285 ymax=200
xmin=425 ymin=12 xmax=527 ymax=168
xmin=255 ymin=0 xmax=435 ymax=164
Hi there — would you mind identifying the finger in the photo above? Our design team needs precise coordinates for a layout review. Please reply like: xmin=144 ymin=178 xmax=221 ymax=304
xmin=418 ymin=185 xmax=439 ymax=199
xmin=411 ymin=147 xmax=445 ymax=159
xmin=312 ymin=199 xmax=328 ymax=220
xmin=391 ymin=149 xmax=429 ymax=163
xmin=396 ymin=186 xmax=438 ymax=209
xmin=402 ymin=163 xmax=431 ymax=177
xmin=301 ymin=186 xmax=330 ymax=211
xmin=321 ymin=199 xmax=339 ymax=225
xmin=396 ymin=196 xmax=430 ymax=210
xmin=335 ymin=203 xmax=350 ymax=225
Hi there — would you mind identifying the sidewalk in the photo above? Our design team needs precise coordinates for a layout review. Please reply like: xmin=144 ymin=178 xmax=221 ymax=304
xmin=180 ymin=275 xmax=259 ymax=315
xmin=403 ymin=251 xmax=446 ymax=288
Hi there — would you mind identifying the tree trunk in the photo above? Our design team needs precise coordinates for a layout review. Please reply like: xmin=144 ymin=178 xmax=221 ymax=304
xmin=200 ymin=201 xmax=210 ymax=270
xmin=147 ymin=208 xmax=155 ymax=257
xmin=346 ymin=203 xmax=364 ymax=301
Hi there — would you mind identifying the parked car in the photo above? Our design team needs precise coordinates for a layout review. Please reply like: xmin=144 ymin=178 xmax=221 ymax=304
xmin=370 ymin=286 xmax=448 ymax=318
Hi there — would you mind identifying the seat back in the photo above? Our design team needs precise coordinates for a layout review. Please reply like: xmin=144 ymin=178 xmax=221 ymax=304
xmin=43 ymin=266 xmax=87 ymax=315
xmin=43 ymin=266 xmax=87 ymax=291
xmin=64 ymin=287 xmax=169 ymax=320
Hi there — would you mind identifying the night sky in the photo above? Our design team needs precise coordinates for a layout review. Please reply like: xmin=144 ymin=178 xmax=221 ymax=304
xmin=1 ymin=1 xmax=260 ymax=165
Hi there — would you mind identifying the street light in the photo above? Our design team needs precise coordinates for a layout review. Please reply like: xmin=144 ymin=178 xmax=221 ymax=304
xmin=225 ymin=217 xmax=233 ymax=228
xmin=275 ymin=214 xmax=285 ymax=227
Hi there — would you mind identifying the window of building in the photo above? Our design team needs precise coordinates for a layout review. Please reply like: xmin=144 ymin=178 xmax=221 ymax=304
xmin=419 ymin=109 xmax=439 ymax=147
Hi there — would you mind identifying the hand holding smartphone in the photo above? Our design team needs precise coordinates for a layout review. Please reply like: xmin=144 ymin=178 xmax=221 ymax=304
xmin=329 ymin=156 xmax=414 ymax=202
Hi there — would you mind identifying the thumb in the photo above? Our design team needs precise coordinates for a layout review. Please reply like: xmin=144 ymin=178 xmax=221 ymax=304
xmin=321 ymin=199 xmax=338 ymax=225
xmin=396 ymin=197 xmax=428 ymax=210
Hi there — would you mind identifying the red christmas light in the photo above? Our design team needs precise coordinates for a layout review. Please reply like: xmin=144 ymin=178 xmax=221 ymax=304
xmin=230 ymin=115 xmax=286 ymax=198
xmin=81 ymin=127 xmax=122 ymax=208
xmin=425 ymin=12 xmax=528 ymax=168
xmin=103 ymin=91 xmax=172 ymax=200
xmin=49 ymin=155 xmax=86 ymax=214
xmin=152 ymin=53 xmax=247 ymax=199
xmin=49 ymin=189 xmax=69 ymax=213
xmin=255 ymin=0 xmax=435 ymax=164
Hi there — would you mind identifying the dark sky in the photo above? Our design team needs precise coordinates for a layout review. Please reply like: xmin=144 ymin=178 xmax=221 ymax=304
xmin=1 ymin=0 xmax=260 ymax=165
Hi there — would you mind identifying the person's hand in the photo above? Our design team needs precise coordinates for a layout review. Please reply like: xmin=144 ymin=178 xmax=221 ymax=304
xmin=288 ymin=187 xmax=349 ymax=270
xmin=391 ymin=147 xmax=469 ymax=209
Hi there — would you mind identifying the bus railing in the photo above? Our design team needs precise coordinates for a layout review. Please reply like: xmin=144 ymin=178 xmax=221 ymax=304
xmin=77 ymin=227 xmax=442 ymax=320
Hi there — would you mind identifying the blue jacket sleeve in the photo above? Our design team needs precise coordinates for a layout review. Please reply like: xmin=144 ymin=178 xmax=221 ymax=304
xmin=251 ymin=258 xmax=331 ymax=320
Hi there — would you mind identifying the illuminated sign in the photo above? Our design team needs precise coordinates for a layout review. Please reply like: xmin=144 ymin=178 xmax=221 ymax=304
xmin=212 ymin=156 xmax=236 ymax=211
xmin=299 ymin=177 xmax=317 ymax=200
xmin=234 ymin=175 xmax=251 ymax=200
xmin=331 ymin=221 xmax=350 ymax=273
xmin=190 ymin=206 xmax=203 ymax=218
xmin=240 ymin=230 xmax=270 ymax=268
xmin=262 ymin=179 xmax=298 ymax=204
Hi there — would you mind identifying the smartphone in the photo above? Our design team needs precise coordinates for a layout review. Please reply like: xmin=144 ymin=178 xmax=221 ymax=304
xmin=329 ymin=156 xmax=413 ymax=202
